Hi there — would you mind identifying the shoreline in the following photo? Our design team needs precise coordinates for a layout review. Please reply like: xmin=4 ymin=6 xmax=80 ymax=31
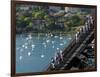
xmin=16 ymin=32 xmax=75 ymax=37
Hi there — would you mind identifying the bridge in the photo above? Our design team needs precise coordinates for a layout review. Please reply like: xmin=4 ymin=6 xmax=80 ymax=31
xmin=46 ymin=16 xmax=96 ymax=71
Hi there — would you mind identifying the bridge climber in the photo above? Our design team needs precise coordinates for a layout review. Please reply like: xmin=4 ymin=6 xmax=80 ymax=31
xmin=49 ymin=15 xmax=95 ymax=71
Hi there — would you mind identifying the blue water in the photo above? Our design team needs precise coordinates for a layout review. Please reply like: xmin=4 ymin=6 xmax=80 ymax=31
xmin=16 ymin=34 xmax=72 ymax=73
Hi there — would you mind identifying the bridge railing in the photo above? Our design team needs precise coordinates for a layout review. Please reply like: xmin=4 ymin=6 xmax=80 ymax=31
xmin=46 ymin=15 xmax=95 ymax=71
